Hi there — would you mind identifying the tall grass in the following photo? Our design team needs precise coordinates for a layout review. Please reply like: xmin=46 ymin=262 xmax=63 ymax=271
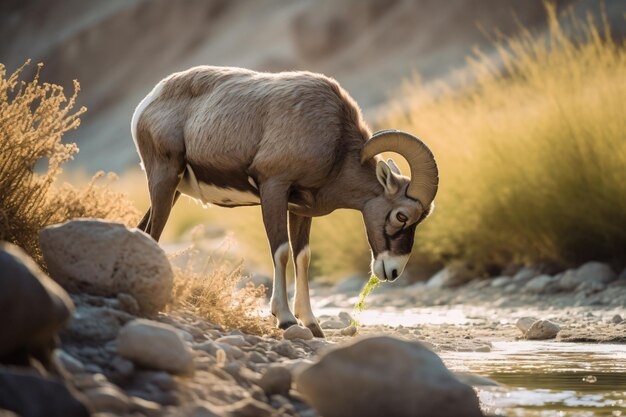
xmin=0 ymin=61 xmax=140 ymax=265
xmin=384 ymin=5 xmax=626 ymax=269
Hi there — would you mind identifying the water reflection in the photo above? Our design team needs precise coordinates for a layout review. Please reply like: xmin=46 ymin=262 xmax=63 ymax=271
xmin=442 ymin=342 xmax=626 ymax=416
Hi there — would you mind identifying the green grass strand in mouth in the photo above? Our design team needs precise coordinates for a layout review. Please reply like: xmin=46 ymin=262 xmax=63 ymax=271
xmin=351 ymin=275 xmax=381 ymax=326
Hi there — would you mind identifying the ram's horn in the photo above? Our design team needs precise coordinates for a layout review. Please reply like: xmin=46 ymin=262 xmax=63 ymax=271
xmin=361 ymin=129 xmax=439 ymax=207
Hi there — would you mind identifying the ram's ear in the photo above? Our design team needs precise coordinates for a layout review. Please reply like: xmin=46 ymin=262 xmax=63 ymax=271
xmin=387 ymin=158 xmax=402 ymax=175
xmin=376 ymin=160 xmax=400 ymax=195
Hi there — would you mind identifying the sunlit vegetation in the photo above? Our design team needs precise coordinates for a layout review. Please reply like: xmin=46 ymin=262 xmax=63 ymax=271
xmin=0 ymin=61 xmax=139 ymax=266
xmin=384 ymin=5 xmax=626 ymax=270
xmin=169 ymin=236 xmax=277 ymax=336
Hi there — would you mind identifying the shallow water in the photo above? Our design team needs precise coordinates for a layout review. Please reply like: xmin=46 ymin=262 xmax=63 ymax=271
xmin=324 ymin=305 xmax=626 ymax=416
xmin=443 ymin=341 xmax=626 ymax=416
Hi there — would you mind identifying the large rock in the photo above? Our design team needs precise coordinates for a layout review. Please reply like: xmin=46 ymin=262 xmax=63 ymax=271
xmin=117 ymin=319 xmax=194 ymax=374
xmin=40 ymin=219 xmax=174 ymax=315
xmin=559 ymin=262 xmax=616 ymax=292
xmin=0 ymin=369 xmax=90 ymax=417
xmin=426 ymin=264 xmax=473 ymax=289
xmin=296 ymin=336 xmax=483 ymax=417
xmin=0 ymin=242 xmax=73 ymax=367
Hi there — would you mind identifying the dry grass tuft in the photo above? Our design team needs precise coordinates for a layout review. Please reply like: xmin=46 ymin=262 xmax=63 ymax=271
xmin=0 ymin=61 xmax=139 ymax=265
xmin=169 ymin=240 xmax=277 ymax=336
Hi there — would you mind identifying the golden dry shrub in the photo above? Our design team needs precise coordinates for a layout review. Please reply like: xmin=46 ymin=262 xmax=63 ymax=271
xmin=170 ymin=244 xmax=277 ymax=336
xmin=0 ymin=61 xmax=139 ymax=265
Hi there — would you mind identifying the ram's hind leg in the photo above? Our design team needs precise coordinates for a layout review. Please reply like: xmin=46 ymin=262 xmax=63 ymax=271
xmin=137 ymin=191 xmax=181 ymax=235
xmin=259 ymin=179 xmax=298 ymax=330
xmin=289 ymin=212 xmax=324 ymax=338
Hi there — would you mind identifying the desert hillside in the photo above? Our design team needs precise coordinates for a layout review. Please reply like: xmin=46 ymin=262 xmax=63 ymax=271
xmin=3 ymin=0 xmax=623 ymax=172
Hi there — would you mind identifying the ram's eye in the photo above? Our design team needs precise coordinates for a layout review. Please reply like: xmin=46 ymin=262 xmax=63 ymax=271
xmin=396 ymin=212 xmax=408 ymax=223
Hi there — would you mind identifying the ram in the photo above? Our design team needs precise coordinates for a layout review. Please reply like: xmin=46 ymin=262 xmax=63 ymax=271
xmin=132 ymin=66 xmax=438 ymax=337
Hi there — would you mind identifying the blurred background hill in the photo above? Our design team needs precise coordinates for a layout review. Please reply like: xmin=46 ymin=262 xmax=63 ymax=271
xmin=2 ymin=0 xmax=623 ymax=172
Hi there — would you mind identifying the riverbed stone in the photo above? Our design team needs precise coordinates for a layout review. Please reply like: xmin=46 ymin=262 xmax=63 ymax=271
xmin=426 ymin=264 xmax=474 ymax=289
xmin=0 ymin=242 xmax=74 ymax=366
xmin=296 ymin=336 xmax=483 ymax=417
xmin=524 ymin=275 xmax=558 ymax=294
xmin=257 ymin=365 xmax=292 ymax=396
xmin=320 ymin=320 xmax=346 ymax=330
xmin=39 ymin=219 xmax=173 ymax=315
xmin=283 ymin=325 xmax=314 ymax=341
xmin=340 ymin=325 xmax=358 ymax=336
xmin=117 ymin=319 xmax=194 ymax=374
xmin=515 ymin=317 xmax=538 ymax=333
xmin=524 ymin=320 xmax=560 ymax=340
xmin=559 ymin=262 xmax=616 ymax=292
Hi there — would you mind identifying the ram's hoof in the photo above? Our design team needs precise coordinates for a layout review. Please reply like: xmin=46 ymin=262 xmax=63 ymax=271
xmin=306 ymin=322 xmax=326 ymax=338
xmin=277 ymin=320 xmax=298 ymax=330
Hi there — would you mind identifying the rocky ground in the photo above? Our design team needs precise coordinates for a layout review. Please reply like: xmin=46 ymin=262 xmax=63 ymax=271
xmin=1 ymin=219 xmax=624 ymax=417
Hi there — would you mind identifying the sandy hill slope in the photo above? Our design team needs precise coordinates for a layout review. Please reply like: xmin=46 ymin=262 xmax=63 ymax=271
xmin=1 ymin=0 xmax=623 ymax=172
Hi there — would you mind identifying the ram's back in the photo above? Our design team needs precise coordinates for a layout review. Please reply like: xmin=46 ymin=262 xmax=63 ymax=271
xmin=137 ymin=66 xmax=368 ymax=190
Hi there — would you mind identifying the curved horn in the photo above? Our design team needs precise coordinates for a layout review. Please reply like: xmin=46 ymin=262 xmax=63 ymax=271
xmin=361 ymin=129 xmax=439 ymax=207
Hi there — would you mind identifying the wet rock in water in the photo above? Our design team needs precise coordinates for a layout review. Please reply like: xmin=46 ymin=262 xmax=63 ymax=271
xmin=426 ymin=264 xmax=473 ymax=289
xmin=117 ymin=319 xmax=194 ymax=374
xmin=40 ymin=219 xmax=173 ymax=315
xmin=0 ymin=242 xmax=74 ymax=368
xmin=283 ymin=325 xmax=314 ymax=341
xmin=524 ymin=320 xmax=560 ymax=340
xmin=524 ymin=274 xmax=558 ymax=294
xmin=515 ymin=317 xmax=539 ymax=333
xmin=340 ymin=325 xmax=358 ymax=336
xmin=559 ymin=262 xmax=616 ymax=292
xmin=0 ymin=369 xmax=90 ymax=417
xmin=296 ymin=336 xmax=483 ymax=417
xmin=256 ymin=365 xmax=292 ymax=396
xmin=611 ymin=314 xmax=623 ymax=324
xmin=320 ymin=319 xmax=346 ymax=330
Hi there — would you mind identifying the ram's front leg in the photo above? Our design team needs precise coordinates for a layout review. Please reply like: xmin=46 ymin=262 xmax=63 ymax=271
xmin=259 ymin=179 xmax=298 ymax=329
xmin=289 ymin=212 xmax=324 ymax=338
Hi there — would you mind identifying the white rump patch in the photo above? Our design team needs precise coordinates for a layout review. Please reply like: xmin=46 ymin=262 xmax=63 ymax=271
xmin=177 ymin=164 xmax=260 ymax=206
xmin=130 ymin=81 xmax=166 ymax=170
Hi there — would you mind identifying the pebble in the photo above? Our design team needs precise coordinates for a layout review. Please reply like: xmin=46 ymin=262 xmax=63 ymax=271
xmin=83 ymin=386 xmax=130 ymax=413
xmin=320 ymin=320 xmax=346 ymax=329
xmin=524 ymin=320 xmax=560 ymax=340
xmin=611 ymin=314 xmax=623 ymax=324
xmin=257 ymin=366 xmax=292 ymax=396
xmin=215 ymin=335 xmax=249 ymax=347
xmin=271 ymin=341 xmax=301 ymax=359
xmin=340 ymin=325 xmax=358 ymax=336
xmin=248 ymin=351 xmax=269 ymax=363
xmin=55 ymin=350 xmax=85 ymax=374
xmin=283 ymin=325 xmax=314 ymax=341
xmin=515 ymin=317 xmax=538 ymax=333
xmin=117 ymin=319 xmax=194 ymax=374
xmin=338 ymin=311 xmax=354 ymax=325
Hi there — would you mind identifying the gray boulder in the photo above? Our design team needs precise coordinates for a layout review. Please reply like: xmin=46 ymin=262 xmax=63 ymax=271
xmin=426 ymin=264 xmax=473 ymax=289
xmin=524 ymin=320 xmax=560 ymax=340
xmin=40 ymin=219 xmax=174 ymax=315
xmin=0 ymin=242 xmax=73 ymax=367
xmin=559 ymin=262 xmax=616 ymax=292
xmin=117 ymin=319 xmax=194 ymax=374
xmin=0 ymin=369 xmax=90 ymax=417
xmin=524 ymin=274 xmax=558 ymax=294
xmin=296 ymin=336 xmax=483 ymax=417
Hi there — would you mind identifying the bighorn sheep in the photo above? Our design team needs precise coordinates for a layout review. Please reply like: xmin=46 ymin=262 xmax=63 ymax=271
xmin=132 ymin=66 xmax=438 ymax=337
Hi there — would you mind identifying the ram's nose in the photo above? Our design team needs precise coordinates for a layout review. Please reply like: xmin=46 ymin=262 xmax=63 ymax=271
xmin=372 ymin=252 xmax=410 ymax=281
